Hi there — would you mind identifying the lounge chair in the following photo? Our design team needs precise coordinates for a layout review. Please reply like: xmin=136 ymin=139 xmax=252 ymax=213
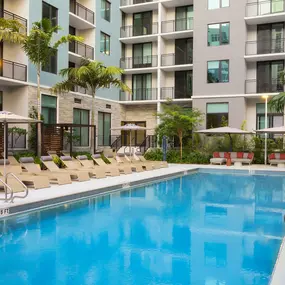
xmin=134 ymin=152 xmax=168 ymax=169
xmin=1 ymin=152 xmax=19 ymax=165
xmin=105 ymin=154 xmax=133 ymax=175
xmin=19 ymin=157 xmax=72 ymax=185
xmin=115 ymin=153 xmax=144 ymax=172
xmin=124 ymin=153 xmax=153 ymax=171
xmin=230 ymin=152 xmax=254 ymax=165
xmin=210 ymin=152 xmax=228 ymax=165
xmin=0 ymin=159 xmax=50 ymax=190
xmin=41 ymin=156 xmax=90 ymax=182
xmin=268 ymin=153 xmax=285 ymax=166
xmin=60 ymin=156 xmax=106 ymax=179
xmin=89 ymin=154 xmax=120 ymax=176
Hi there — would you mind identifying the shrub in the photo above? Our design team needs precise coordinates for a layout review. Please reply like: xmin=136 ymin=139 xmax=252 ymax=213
xmin=144 ymin=149 xmax=163 ymax=161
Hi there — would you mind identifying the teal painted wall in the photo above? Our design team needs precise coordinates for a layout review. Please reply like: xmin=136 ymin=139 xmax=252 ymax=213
xmin=28 ymin=0 xmax=69 ymax=87
xmin=95 ymin=0 xmax=121 ymax=101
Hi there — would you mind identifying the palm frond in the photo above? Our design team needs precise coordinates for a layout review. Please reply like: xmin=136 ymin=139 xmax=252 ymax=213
xmin=0 ymin=18 xmax=26 ymax=43
xmin=268 ymin=92 xmax=285 ymax=113
xmin=53 ymin=35 xmax=83 ymax=50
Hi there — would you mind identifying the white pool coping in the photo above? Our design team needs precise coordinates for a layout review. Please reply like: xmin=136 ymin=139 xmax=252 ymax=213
xmin=1 ymin=163 xmax=285 ymax=285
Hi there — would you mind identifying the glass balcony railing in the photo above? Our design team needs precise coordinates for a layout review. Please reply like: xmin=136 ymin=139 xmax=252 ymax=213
xmin=69 ymin=41 xmax=94 ymax=59
xmin=246 ymin=38 xmax=285 ymax=55
xmin=161 ymin=17 xmax=193 ymax=33
xmin=120 ymin=88 xmax=157 ymax=101
xmin=0 ymin=59 xmax=27 ymax=82
xmin=161 ymin=87 xmax=192 ymax=99
xmin=161 ymin=53 xmax=193 ymax=66
xmin=120 ymin=0 xmax=157 ymax=6
xmin=1 ymin=9 xmax=27 ymax=32
xmin=246 ymin=0 xmax=285 ymax=17
xmin=245 ymin=79 xmax=284 ymax=94
xmin=120 ymin=23 xmax=158 ymax=38
xmin=120 ymin=56 xmax=158 ymax=69
xmin=69 ymin=1 xmax=95 ymax=24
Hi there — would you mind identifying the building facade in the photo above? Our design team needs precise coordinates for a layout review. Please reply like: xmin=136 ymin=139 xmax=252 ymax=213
xmin=1 ymin=0 xmax=285 ymax=152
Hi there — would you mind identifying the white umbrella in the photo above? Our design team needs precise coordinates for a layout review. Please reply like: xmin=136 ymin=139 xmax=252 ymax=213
xmin=111 ymin=124 xmax=149 ymax=156
xmin=195 ymin=127 xmax=254 ymax=151
xmin=255 ymin=126 xmax=285 ymax=134
xmin=0 ymin=111 xmax=40 ymax=182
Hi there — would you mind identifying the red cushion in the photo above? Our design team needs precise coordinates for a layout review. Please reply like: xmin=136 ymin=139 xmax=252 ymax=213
xmin=280 ymin=153 xmax=285 ymax=160
xmin=269 ymin=153 xmax=275 ymax=160
xmin=247 ymin=153 xmax=254 ymax=159
xmin=213 ymin=152 xmax=220 ymax=158
xmin=237 ymin=152 xmax=243 ymax=159
xmin=224 ymin=152 xmax=230 ymax=159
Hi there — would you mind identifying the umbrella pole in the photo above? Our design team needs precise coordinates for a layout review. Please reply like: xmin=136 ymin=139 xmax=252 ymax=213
xmin=229 ymin=134 xmax=233 ymax=152
xmin=4 ymin=121 xmax=7 ymax=202
xmin=130 ymin=130 xmax=132 ymax=157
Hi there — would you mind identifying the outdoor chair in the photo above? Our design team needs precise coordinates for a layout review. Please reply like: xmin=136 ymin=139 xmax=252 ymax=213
xmin=268 ymin=153 xmax=285 ymax=166
xmin=0 ymin=159 xmax=50 ymax=190
xmin=19 ymin=157 xmax=72 ymax=185
xmin=230 ymin=152 xmax=254 ymax=165
xmin=115 ymin=153 xmax=144 ymax=172
xmin=124 ymin=152 xmax=154 ymax=171
xmin=210 ymin=152 xmax=228 ymax=165
xmin=104 ymin=154 xmax=133 ymax=175
xmin=41 ymin=156 xmax=90 ymax=182
xmin=90 ymin=154 xmax=120 ymax=176
xmin=60 ymin=156 xmax=106 ymax=179
xmin=134 ymin=152 xmax=168 ymax=169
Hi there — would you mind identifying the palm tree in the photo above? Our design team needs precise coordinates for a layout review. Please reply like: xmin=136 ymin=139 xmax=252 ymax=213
xmin=268 ymin=71 xmax=285 ymax=113
xmin=52 ymin=58 xmax=131 ymax=152
xmin=0 ymin=18 xmax=82 ymax=154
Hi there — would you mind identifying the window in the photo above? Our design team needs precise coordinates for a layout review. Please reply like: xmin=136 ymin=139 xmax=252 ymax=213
xmin=175 ymin=71 xmax=192 ymax=99
xmin=132 ymin=74 xmax=152 ymax=100
xmin=98 ymin=112 xmax=111 ymax=146
xmin=101 ymin=0 xmax=111 ymax=22
xmin=208 ymin=0 xmax=229 ymax=10
xmin=133 ymin=43 xmax=152 ymax=68
xmin=206 ymin=103 xmax=228 ymax=128
xmin=176 ymin=6 xmax=193 ymax=31
xmin=256 ymin=103 xmax=283 ymax=138
xmin=207 ymin=60 xmax=229 ymax=83
xmin=73 ymin=108 xmax=89 ymax=146
xmin=133 ymin=11 xmax=152 ymax=36
xmin=41 ymin=95 xmax=57 ymax=124
xmin=208 ymin=23 xmax=230 ymax=46
xmin=100 ymin=32 xmax=110 ymax=55
xmin=42 ymin=2 xmax=58 ymax=27
xmin=42 ymin=49 xmax=57 ymax=74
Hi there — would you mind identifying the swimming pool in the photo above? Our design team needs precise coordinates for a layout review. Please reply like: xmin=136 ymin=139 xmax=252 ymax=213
xmin=0 ymin=172 xmax=284 ymax=285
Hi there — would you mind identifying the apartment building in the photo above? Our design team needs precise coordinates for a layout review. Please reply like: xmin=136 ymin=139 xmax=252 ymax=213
xmin=1 ymin=0 xmax=285 ymax=152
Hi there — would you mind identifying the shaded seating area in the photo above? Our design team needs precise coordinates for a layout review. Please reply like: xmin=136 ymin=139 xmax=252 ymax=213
xmin=211 ymin=152 xmax=254 ymax=166
xmin=268 ymin=153 xmax=285 ymax=167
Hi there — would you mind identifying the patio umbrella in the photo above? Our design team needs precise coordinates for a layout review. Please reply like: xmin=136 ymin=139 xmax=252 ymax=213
xmin=0 ymin=111 xmax=41 ymax=179
xmin=111 ymin=124 xmax=149 ymax=156
xmin=195 ymin=127 xmax=254 ymax=152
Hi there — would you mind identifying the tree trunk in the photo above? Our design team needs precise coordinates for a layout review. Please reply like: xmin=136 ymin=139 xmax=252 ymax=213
xmin=37 ymin=65 xmax=42 ymax=156
xmin=90 ymin=93 xmax=95 ymax=154
xmin=178 ymin=130 xmax=183 ymax=160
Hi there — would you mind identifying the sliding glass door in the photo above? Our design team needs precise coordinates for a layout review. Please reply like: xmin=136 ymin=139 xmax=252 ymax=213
xmin=132 ymin=74 xmax=152 ymax=100
xmin=133 ymin=11 xmax=152 ymax=36
xmin=175 ymin=6 xmax=193 ymax=31
xmin=175 ymin=38 xmax=193 ymax=65
xmin=133 ymin=43 xmax=152 ymax=68
xmin=175 ymin=71 xmax=192 ymax=99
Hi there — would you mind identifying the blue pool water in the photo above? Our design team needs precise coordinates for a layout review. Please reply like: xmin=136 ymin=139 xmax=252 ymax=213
xmin=0 ymin=172 xmax=285 ymax=285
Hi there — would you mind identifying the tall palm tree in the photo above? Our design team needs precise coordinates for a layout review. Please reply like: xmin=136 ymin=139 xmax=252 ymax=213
xmin=268 ymin=71 xmax=285 ymax=113
xmin=52 ymin=58 xmax=131 ymax=152
xmin=0 ymin=18 xmax=82 ymax=155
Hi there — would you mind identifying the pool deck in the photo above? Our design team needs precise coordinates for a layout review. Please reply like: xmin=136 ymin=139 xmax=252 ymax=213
xmin=0 ymin=163 xmax=285 ymax=285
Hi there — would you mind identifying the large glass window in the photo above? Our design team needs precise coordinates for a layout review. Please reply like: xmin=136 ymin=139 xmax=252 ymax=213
xmin=207 ymin=60 xmax=229 ymax=83
xmin=208 ymin=23 xmax=230 ymax=46
xmin=132 ymin=74 xmax=152 ymax=100
xmin=133 ymin=43 xmax=152 ymax=68
xmin=208 ymin=0 xmax=229 ymax=10
xmin=175 ymin=6 xmax=193 ymax=31
xmin=73 ymin=108 xmax=89 ymax=146
xmin=101 ymin=0 xmax=111 ymax=22
xmin=175 ymin=71 xmax=192 ymax=99
xmin=100 ymin=32 xmax=110 ymax=55
xmin=42 ymin=49 xmax=57 ymax=74
xmin=41 ymin=95 xmax=57 ymax=124
xmin=133 ymin=11 xmax=152 ymax=36
xmin=206 ymin=103 xmax=229 ymax=128
xmin=42 ymin=2 xmax=58 ymax=27
xmin=175 ymin=38 xmax=193 ymax=64
xmin=98 ymin=112 xmax=111 ymax=146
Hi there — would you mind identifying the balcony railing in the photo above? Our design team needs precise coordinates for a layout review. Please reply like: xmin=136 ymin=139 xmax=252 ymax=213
xmin=120 ymin=23 xmax=158 ymax=38
xmin=72 ymin=85 xmax=93 ymax=95
xmin=245 ymin=38 xmax=285 ymax=55
xmin=161 ymin=87 xmax=192 ymax=99
xmin=1 ymin=9 xmax=27 ymax=32
xmin=245 ymin=79 xmax=284 ymax=94
xmin=246 ymin=0 xmax=285 ymax=17
xmin=161 ymin=53 xmax=193 ymax=66
xmin=120 ymin=0 xmax=157 ymax=6
xmin=0 ymin=59 xmax=27 ymax=82
xmin=120 ymin=56 xmax=158 ymax=69
xmin=70 ymin=1 xmax=95 ymax=24
xmin=161 ymin=17 xmax=193 ymax=33
xmin=120 ymin=88 xmax=157 ymax=101
xmin=69 ymin=41 xmax=94 ymax=59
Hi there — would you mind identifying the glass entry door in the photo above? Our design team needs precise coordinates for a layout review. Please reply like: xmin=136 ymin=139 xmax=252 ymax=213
xmin=121 ymin=121 xmax=146 ymax=146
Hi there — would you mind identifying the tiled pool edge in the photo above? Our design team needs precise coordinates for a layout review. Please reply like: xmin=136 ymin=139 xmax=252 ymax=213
xmin=0 ymin=168 xmax=198 ymax=219
xmin=270 ymin=237 xmax=285 ymax=285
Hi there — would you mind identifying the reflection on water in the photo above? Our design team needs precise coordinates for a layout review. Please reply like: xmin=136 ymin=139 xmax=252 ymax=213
xmin=0 ymin=173 xmax=285 ymax=285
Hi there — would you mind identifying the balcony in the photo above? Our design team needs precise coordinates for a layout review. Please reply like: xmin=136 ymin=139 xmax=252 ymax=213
xmin=245 ymin=0 xmax=285 ymax=25
xmin=1 ymin=10 xmax=27 ymax=32
xmin=161 ymin=18 xmax=193 ymax=39
xmin=245 ymin=38 xmax=285 ymax=61
xmin=69 ymin=1 xmax=95 ymax=29
xmin=0 ymin=59 xmax=27 ymax=85
xmin=69 ymin=41 xmax=94 ymax=63
xmin=71 ymin=85 xmax=93 ymax=95
xmin=120 ymin=88 xmax=158 ymax=102
xmin=120 ymin=56 xmax=158 ymax=73
xmin=161 ymin=53 xmax=193 ymax=71
xmin=120 ymin=0 xmax=159 ymax=13
xmin=120 ymin=23 xmax=158 ymax=44
xmin=161 ymin=87 xmax=192 ymax=100
xmin=245 ymin=79 xmax=284 ymax=94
